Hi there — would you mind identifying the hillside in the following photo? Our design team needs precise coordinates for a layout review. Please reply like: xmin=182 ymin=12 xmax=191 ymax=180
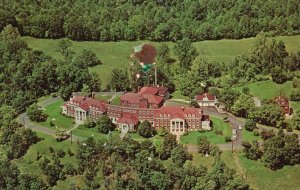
xmin=22 ymin=35 xmax=300 ymax=88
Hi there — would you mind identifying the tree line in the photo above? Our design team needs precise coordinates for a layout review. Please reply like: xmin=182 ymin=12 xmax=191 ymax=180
xmin=1 ymin=0 xmax=299 ymax=42
xmin=0 ymin=25 xmax=102 ymax=114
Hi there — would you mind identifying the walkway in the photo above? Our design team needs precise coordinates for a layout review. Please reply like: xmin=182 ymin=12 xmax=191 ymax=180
xmin=18 ymin=97 xmax=83 ymax=142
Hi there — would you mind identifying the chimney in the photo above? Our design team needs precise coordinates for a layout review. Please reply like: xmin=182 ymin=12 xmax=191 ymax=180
xmin=92 ymin=92 xmax=95 ymax=99
xmin=83 ymin=96 xmax=86 ymax=101
xmin=181 ymin=106 xmax=184 ymax=111
xmin=138 ymin=86 xmax=141 ymax=92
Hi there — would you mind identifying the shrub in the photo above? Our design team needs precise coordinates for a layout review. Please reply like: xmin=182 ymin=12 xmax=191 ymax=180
xmin=51 ymin=93 xmax=57 ymax=97
xmin=50 ymin=121 xmax=55 ymax=127
xmin=198 ymin=129 xmax=205 ymax=133
xmin=67 ymin=148 xmax=74 ymax=157
xmin=190 ymin=100 xmax=200 ymax=108
xmin=214 ymin=130 xmax=223 ymax=136
xmin=287 ymin=126 xmax=293 ymax=132
xmin=56 ymin=149 xmax=66 ymax=158
xmin=245 ymin=118 xmax=257 ymax=131
xmin=253 ymin=129 xmax=259 ymax=136
xmin=49 ymin=147 xmax=55 ymax=154
xmin=183 ymin=131 xmax=188 ymax=136
xmin=290 ymin=89 xmax=300 ymax=101
xmin=260 ymin=129 xmax=275 ymax=140
xmin=224 ymin=136 xmax=231 ymax=142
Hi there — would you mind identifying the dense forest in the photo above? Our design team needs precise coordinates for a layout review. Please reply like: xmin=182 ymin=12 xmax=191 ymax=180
xmin=0 ymin=0 xmax=299 ymax=41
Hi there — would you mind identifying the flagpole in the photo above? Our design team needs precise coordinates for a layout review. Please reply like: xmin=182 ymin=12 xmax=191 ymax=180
xmin=155 ymin=66 xmax=157 ymax=86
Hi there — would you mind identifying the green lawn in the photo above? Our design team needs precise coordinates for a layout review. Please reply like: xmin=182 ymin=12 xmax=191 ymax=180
xmin=94 ymin=94 xmax=111 ymax=102
xmin=170 ymin=90 xmax=189 ymax=101
xmin=235 ymin=80 xmax=293 ymax=100
xmin=242 ymin=128 xmax=262 ymax=143
xmin=239 ymin=154 xmax=300 ymax=190
xmin=38 ymin=99 xmax=74 ymax=130
xmin=22 ymin=35 xmax=300 ymax=88
xmin=128 ymin=132 xmax=164 ymax=146
xmin=235 ymin=80 xmax=300 ymax=114
xmin=111 ymin=95 xmax=121 ymax=105
xmin=180 ymin=116 xmax=232 ymax=144
xmin=13 ymin=131 xmax=77 ymax=177
xmin=72 ymin=125 xmax=120 ymax=141
xmin=190 ymin=153 xmax=215 ymax=171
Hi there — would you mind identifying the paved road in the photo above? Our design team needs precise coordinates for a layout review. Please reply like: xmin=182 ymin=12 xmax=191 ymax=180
xmin=18 ymin=97 xmax=83 ymax=142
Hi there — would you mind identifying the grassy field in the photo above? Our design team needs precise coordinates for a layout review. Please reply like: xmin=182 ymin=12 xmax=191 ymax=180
xmin=12 ymin=131 xmax=78 ymax=187
xmin=242 ymin=128 xmax=262 ymax=142
xmin=94 ymin=94 xmax=111 ymax=102
xmin=111 ymin=95 xmax=121 ymax=105
xmin=235 ymin=80 xmax=300 ymax=113
xmin=235 ymin=80 xmax=293 ymax=100
xmin=71 ymin=125 xmax=120 ymax=141
xmin=189 ymin=153 xmax=215 ymax=170
xmin=22 ymin=35 xmax=300 ymax=88
xmin=180 ymin=116 xmax=232 ymax=144
xmin=238 ymin=154 xmax=300 ymax=190
xmin=38 ymin=99 xmax=74 ymax=130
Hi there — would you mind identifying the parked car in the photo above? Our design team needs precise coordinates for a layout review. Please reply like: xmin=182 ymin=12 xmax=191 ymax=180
xmin=238 ymin=125 xmax=243 ymax=130
xmin=232 ymin=134 xmax=237 ymax=141
xmin=223 ymin=116 xmax=229 ymax=122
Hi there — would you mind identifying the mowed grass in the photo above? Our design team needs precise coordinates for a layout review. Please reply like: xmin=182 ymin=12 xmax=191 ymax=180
xmin=238 ymin=154 xmax=300 ymax=190
xmin=189 ymin=153 xmax=215 ymax=171
xmin=38 ymin=99 xmax=74 ymax=130
xmin=235 ymin=80 xmax=293 ymax=100
xmin=72 ymin=125 xmax=120 ymax=141
xmin=242 ymin=128 xmax=262 ymax=142
xmin=180 ymin=116 xmax=232 ymax=144
xmin=235 ymin=80 xmax=300 ymax=113
xmin=22 ymin=35 xmax=300 ymax=88
xmin=13 ymin=131 xmax=77 ymax=177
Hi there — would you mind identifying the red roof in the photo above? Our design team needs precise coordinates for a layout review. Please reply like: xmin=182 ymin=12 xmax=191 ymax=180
xmin=195 ymin=93 xmax=216 ymax=101
xmin=154 ymin=106 xmax=202 ymax=120
xmin=117 ymin=113 xmax=139 ymax=125
xmin=139 ymin=86 xmax=159 ymax=95
xmin=274 ymin=96 xmax=289 ymax=107
xmin=139 ymin=86 xmax=168 ymax=96
xmin=121 ymin=92 xmax=164 ymax=105
xmin=68 ymin=96 xmax=107 ymax=112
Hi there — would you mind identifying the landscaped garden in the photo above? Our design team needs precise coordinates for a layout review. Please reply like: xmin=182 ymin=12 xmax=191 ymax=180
xmin=38 ymin=99 xmax=74 ymax=130
xmin=180 ymin=116 xmax=232 ymax=144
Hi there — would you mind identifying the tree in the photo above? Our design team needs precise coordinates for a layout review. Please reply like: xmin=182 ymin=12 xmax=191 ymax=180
xmin=244 ymin=118 xmax=257 ymax=132
xmin=157 ymin=43 xmax=171 ymax=63
xmin=291 ymin=113 xmax=300 ymax=130
xmin=242 ymin=140 xmax=262 ymax=160
xmin=27 ymin=104 xmax=48 ymax=122
xmin=110 ymin=68 xmax=130 ymax=91
xmin=171 ymin=145 xmax=191 ymax=167
xmin=97 ymin=115 xmax=114 ymax=134
xmin=197 ymin=136 xmax=210 ymax=155
xmin=260 ymin=129 xmax=275 ymax=141
xmin=74 ymin=49 xmax=102 ymax=68
xmin=290 ymin=88 xmax=300 ymax=101
xmin=138 ymin=120 xmax=156 ymax=138
xmin=219 ymin=89 xmax=240 ymax=111
xmin=271 ymin=66 xmax=290 ymax=84
xmin=254 ymin=104 xmax=284 ymax=127
xmin=231 ymin=94 xmax=255 ymax=118
xmin=263 ymin=136 xmax=285 ymax=170
xmin=83 ymin=118 xmax=96 ymax=128
xmin=160 ymin=133 xmax=178 ymax=160
xmin=174 ymin=38 xmax=198 ymax=71
xmin=85 ymin=72 xmax=101 ymax=95
xmin=283 ymin=134 xmax=300 ymax=165
xmin=56 ymin=38 xmax=74 ymax=59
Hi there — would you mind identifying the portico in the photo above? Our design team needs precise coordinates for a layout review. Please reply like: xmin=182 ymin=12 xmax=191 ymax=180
xmin=75 ymin=107 xmax=87 ymax=124
xmin=170 ymin=118 xmax=185 ymax=135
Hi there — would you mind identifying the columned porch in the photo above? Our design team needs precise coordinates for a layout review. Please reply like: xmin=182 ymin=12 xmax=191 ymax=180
xmin=75 ymin=108 xmax=87 ymax=124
